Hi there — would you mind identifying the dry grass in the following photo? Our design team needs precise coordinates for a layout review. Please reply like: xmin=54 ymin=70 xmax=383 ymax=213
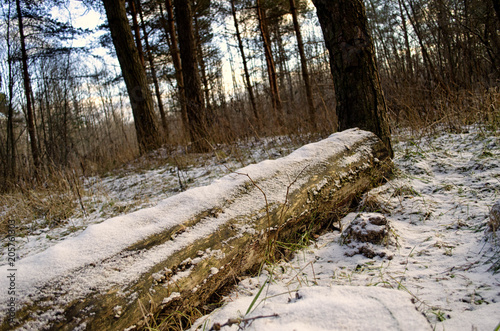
xmin=0 ymin=168 xmax=87 ymax=238
xmin=385 ymin=82 xmax=500 ymax=135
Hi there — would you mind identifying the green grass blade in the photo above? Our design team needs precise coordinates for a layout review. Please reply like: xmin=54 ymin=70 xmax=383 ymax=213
xmin=245 ymin=278 xmax=268 ymax=315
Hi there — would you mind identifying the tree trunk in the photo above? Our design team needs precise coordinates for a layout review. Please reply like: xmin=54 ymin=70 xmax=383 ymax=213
xmin=138 ymin=0 xmax=169 ymax=138
xmin=161 ymin=0 xmax=189 ymax=139
xmin=128 ymin=0 xmax=146 ymax=68
xmin=193 ymin=14 xmax=213 ymax=120
xmin=102 ymin=0 xmax=162 ymax=154
xmin=397 ymin=0 xmax=413 ymax=79
xmin=289 ymin=0 xmax=315 ymax=128
xmin=435 ymin=0 xmax=456 ymax=86
xmin=230 ymin=0 xmax=259 ymax=124
xmin=16 ymin=0 xmax=40 ymax=174
xmin=5 ymin=1 xmax=15 ymax=183
xmin=174 ymin=0 xmax=210 ymax=152
xmin=256 ymin=0 xmax=284 ymax=128
xmin=493 ymin=0 xmax=500 ymax=22
xmin=404 ymin=0 xmax=450 ymax=93
xmin=312 ymin=0 xmax=393 ymax=157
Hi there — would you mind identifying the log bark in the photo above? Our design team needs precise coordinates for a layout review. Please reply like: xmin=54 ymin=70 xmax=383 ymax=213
xmin=0 ymin=129 xmax=392 ymax=331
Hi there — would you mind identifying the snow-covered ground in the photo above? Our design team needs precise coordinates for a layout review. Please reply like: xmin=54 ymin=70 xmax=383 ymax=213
xmin=1 ymin=127 xmax=499 ymax=330
xmin=189 ymin=127 xmax=500 ymax=331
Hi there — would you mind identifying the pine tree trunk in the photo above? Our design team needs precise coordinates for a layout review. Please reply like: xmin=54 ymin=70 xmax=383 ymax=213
xmin=193 ymin=14 xmax=212 ymax=118
xmin=493 ymin=0 xmax=500 ymax=22
xmin=173 ymin=0 xmax=210 ymax=152
xmin=16 ymin=0 xmax=40 ymax=174
xmin=102 ymin=0 xmax=162 ymax=154
xmin=128 ymin=0 xmax=145 ymax=68
xmin=5 ymin=6 xmax=16 ymax=182
xmin=435 ymin=0 xmax=456 ymax=86
xmin=230 ymin=0 xmax=259 ymax=124
xmin=397 ymin=0 xmax=413 ymax=79
xmin=312 ymin=0 xmax=393 ymax=157
xmin=162 ymin=0 xmax=189 ymax=139
xmin=138 ymin=0 xmax=169 ymax=138
xmin=256 ymin=0 xmax=284 ymax=128
xmin=289 ymin=0 xmax=315 ymax=128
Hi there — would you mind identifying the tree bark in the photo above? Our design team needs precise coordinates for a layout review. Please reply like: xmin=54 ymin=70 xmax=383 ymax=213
xmin=435 ymin=0 xmax=456 ymax=86
xmin=407 ymin=0 xmax=451 ymax=94
xmin=138 ymin=0 xmax=169 ymax=138
xmin=289 ymin=0 xmax=315 ymax=128
xmin=161 ymin=0 xmax=189 ymax=139
xmin=493 ymin=0 xmax=500 ymax=22
xmin=5 ymin=1 xmax=15 ymax=183
xmin=16 ymin=0 xmax=40 ymax=173
xmin=256 ymin=0 xmax=284 ymax=128
xmin=174 ymin=0 xmax=210 ymax=152
xmin=193 ymin=14 xmax=212 ymax=117
xmin=230 ymin=0 xmax=259 ymax=124
xmin=312 ymin=0 xmax=393 ymax=157
xmin=102 ymin=0 xmax=162 ymax=154
xmin=128 ymin=0 xmax=146 ymax=68
xmin=397 ymin=0 xmax=413 ymax=79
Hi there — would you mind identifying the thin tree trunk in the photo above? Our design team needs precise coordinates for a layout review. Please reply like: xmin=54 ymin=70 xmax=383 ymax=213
xmin=5 ymin=0 xmax=15 ymax=182
xmin=102 ymin=0 xmax=162 ymax=153
xmin=436 ymin=0 xmax=456 ymax=86
xmin=493 ymin=0 xmax=500 ymax=22
xmin=397 ymin=0 xmax=413 ymax=79
xmin=16 ymin=0 xmax=40 ymax=174
xmin=128 ymin=0 xmax=146 ymax=68
xmin=367 ymin=0 xmax=395 ymax=80
xmin=230 ymin=0 xmax=259 ymax=124
xmin=193 ymin=14 xmax=212 ymax=120
xmin=290 ymin=0 xmax=315 ymax=128
xmin=256 ymin=0 xmax=283 ymax=128
xmin=162 ymin=0 xmax=189 ymax=138
xmin=403 ymin=0 xmax=449 ymax=93
xmin=138 ymin=0 xmax=169 ymax=138
xmin=174 ymin=0 xmax=209 ymax=152
xmin=312 ymin=0 xmax=394 ymax=157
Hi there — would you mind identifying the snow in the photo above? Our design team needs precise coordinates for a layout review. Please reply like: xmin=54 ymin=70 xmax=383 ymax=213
xmin=0 ymin=128 xmax=376 ymax=328
xmin=2 ymin=126 xmax=499 ymax=330
xmin=189 ymin=127 xmax=500 ymax=331
xmin=0 ymin=135 xmax=305 ymax=263
xmin=195 ymin=285 xmax=431 ymax=331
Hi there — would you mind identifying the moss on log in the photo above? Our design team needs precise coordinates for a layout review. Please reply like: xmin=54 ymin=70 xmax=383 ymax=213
xmin=0 ymin=129 xmax=392 ymax=330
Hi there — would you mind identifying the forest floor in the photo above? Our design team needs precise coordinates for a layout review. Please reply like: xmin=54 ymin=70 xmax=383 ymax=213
xmin=186 ymin=125 xmax=500 ymax=331
xmin=1 ymin=125 xmax=500 ymax=330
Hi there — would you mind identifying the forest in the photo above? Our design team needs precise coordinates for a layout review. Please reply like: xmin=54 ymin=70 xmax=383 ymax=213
xmin=0 ymin=0 xmax=500 ymax=192
xmin=0 ymin=0 xmax=498 ymax=191
xmin=0 ymin=0 xmax=499 ymax=330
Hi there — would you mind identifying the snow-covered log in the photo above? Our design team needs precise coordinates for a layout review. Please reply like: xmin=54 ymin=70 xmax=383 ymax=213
xmin=0 ymin=128 xmax=392 ymax=331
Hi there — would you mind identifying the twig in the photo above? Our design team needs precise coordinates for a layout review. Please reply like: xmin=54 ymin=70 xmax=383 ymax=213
xmin=209 ymin=313 xmax=279 ymax=331
xmin=278 ymin=165 xmax=309 ymax=224
xmin=234 ymin=172 xmax=271 ymax=232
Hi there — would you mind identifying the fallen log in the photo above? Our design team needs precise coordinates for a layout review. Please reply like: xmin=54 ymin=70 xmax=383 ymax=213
xmin=0 ymin=128 xmax=392 ymax=330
